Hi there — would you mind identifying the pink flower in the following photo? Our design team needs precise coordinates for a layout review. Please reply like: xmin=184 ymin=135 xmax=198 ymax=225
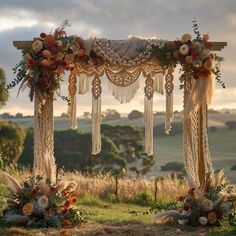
xmin=32 ymin=40 xmax=43 ymax=52
xmin=41 ymin=59 xmax=50 ymax=67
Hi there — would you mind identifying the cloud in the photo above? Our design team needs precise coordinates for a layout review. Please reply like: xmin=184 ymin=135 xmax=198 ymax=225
xmin=0 ymin=0 xmax=235 ymax=115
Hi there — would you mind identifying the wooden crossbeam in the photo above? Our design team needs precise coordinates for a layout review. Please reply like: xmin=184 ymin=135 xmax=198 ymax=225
xmin=13 ymin=40 xmax=227 ymax=51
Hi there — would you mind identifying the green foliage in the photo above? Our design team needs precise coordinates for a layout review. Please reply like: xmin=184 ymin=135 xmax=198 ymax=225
xmin=0 ymin=121 xmax=26 ymax=167
xmin=102 ymin=109 xmax=121 ymax=121
xmin=0 ymin=68 xmax=8 ymax=108
xmin=160 ymin=162 xmax=185 ymax=172
xmin=225 ymin=121 xmax=236 ymax=130
xmin=128 ymin=110 xmax=143 ymax=120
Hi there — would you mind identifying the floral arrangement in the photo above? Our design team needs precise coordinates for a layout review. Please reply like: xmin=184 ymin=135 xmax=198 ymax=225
xmin=175 ymin=171 xmax=236 ymax=227
xmin=8 ymin=20 xmax=86 ymax=102
xmin=153 ymin=20 xmax=225 ymax=88
xmin=2 ymin=172 xmax=85 ymax=228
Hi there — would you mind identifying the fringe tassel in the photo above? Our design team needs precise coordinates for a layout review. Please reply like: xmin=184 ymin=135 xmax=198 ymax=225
xmin=144 ymin=96 xmax=153 ymax=156
xmin=78 ymin=74 xmax=89 ymax=94
xmin=91 ymin=74 xmax=102 ymax=155
xmin=67 ymin=73 xmax=77 ymax=129
xmin=165 ymin=67 xmax=174 ymax=134
xmin=107 ymin=78 xmax=140 ymax=104
xmin=153 ymin=73 xmax=164 ymax=94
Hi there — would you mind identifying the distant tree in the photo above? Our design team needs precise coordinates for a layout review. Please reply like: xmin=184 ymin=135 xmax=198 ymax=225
xmin=83 ymin=111 xmax=91 ymax=119
xmin=128 ymin=110 xmax=143 ymax=120
xmin=15 ymin=113 xmax=23 ymax=118
xmin=225 ymin=121 xmax=236 ymax=130
xmin=0 ymin=68 xmax=8 ymax=108
xmin=60 ymin=112 xmax=69 ymax=118
xmin=102 ymin=109 xmax=121 ymax=120
xmin=160 ymin=162 xmax=185 ymax=172
xmin=0 ymin=113 xmax=13 ymax=119
xmin=0 ymin=121 xmax=26 ymax=167
xmin=209 ymin=126 xmax=218 ymax=133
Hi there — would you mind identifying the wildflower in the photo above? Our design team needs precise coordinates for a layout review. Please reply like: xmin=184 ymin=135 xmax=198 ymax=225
xmin=38 ymin=195 xmax=49 ymax=208
xmin=22 ymin=202 xmax=34 ymax=216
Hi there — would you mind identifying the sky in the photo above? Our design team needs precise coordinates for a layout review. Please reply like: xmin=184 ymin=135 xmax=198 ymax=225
xmin=0 ymin=0 xmax=236 ymax=116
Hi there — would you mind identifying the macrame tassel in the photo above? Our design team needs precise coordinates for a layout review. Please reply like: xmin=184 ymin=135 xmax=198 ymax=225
xmin=144 ymin=75 xmax=154 ymax=156
xmin=144 ymin=96 xmax=153 ymax=156
xmin=165 ymin=67 xmax=174 ymax=134
xmin=107 ymin=78 xmax=140 ymax=104
xmin=67 ymin=72 xmax=77 ymax=128
xmin=33 ymin=92 xmax=56 ymax=183
xmin=91 ymin=74 xmax=102 ymax=155
xmin=78 ymin=73 xmax=89 ymax=94
xmin=153 ymin=73 xmax=164 ymax=94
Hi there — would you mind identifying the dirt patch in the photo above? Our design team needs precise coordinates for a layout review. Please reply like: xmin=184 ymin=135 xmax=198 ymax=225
xmin=0 ymin=223 xmax=208 ymax=236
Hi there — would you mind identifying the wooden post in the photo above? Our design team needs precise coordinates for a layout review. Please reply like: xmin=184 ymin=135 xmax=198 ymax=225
xmin=198 ymin=106 xmax=206 ymax=186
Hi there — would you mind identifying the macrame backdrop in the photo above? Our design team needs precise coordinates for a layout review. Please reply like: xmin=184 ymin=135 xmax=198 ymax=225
xmin=33 ymin=92 xmax=56 ymax=183
xmin=183 ymin=74 xmax=214 ymax=186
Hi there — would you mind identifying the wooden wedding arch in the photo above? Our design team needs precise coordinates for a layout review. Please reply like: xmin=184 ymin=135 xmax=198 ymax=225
xmin=12 ymin=29 xmax=227 ymax=188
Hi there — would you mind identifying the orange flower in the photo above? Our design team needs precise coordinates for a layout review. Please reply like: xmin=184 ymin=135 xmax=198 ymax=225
xmin=44 ymin=34 xmax=55 ymax=47
xmin=42 ymin=50 xmax=51 ymax=59
xmin=22 ymin=202 xmax=34 ymax=216
xmin=208 ymin=212 xmax=218 ymax=225
xmin=68 ymin=196 xmax=78 ymax=205
xmin=181 ymin=33 xmax=192 ymax=43
xmin=78 ymin=48 xmax=85 ymax=57
xmin=41 ymin=59 xmax=50 ymax=67
xmin=60 ymin=229 xmax=70 ymax=236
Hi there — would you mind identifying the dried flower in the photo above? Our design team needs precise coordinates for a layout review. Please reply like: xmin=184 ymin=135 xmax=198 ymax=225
xmin=199 ymin=216 xmax=208 ymax=226
xmin=38 ymin=195 xmax=49 ymax=208
xmin=22 ymin=202 xmax=34 ymax=216
xmin=179 ymin=44 xmax=189 ymax=56
xmin=208 ymin=212 xmax=218 ymax=224
xmin=181 ymin=33 xmax=192 ymax=43
xmin=32 ymin=40 xmax=43 ymax=52
xmin=204 ymin=59 xmax=215 ymax=70
xmin=202 ymin=199 xmax=214 ymax=211
xmin=185 ymin=56 xmax=193 ymax=64
xmin=202 ymin=34 xmax=209 ymax=41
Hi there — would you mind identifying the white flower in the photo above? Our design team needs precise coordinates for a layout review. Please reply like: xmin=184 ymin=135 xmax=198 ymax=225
xmin=202 ymin=199 xmax=214 ymax=212
xmin=38 ymin=195 xmax=49 ymax=208
xmin=179 ymin=44 xmax=189 ymax=56
xmin=193 ymin=59 xmax=203 ymax=68
xmin=199 ymin=216 xmax=208 ymax=226
xmin=178 ymin=219 xmax=189 ymax=225
xmin=57 ymin=40 xmax=63 ymax=47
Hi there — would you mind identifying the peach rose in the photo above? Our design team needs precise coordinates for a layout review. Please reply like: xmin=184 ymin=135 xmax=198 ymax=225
xmin=179 ymin=44 xmax=189 ymax=56
xmin=185 ymin=55 xmax=193 ymax=64
xmin=32 ymin=40 xmax=43 ymax=52
xmin=22 ymin=203 xmax=34 ymax=216
xmin=42 ymin=50 xmax=51 ymax=59
xmin=199 ymin=49 xmax=211 ymax=60
xmin=23 ymin=53 xmax=33 ymax=62
xmin=208 ymin=212 xmax=218 ymax=225
xmin=41 ymin=59 xmax=50 ymax=67
xmin=181 ymin=33 xmax=192 ymax=43
xmin=204 ymin=59 xmax=215 ymax=70
xmin=202 ymin=199 xmax=214 ymax=211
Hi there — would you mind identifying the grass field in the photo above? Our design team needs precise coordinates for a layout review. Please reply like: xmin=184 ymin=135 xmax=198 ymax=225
xmin=3 ymin=113 xmax=235 ymax=182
